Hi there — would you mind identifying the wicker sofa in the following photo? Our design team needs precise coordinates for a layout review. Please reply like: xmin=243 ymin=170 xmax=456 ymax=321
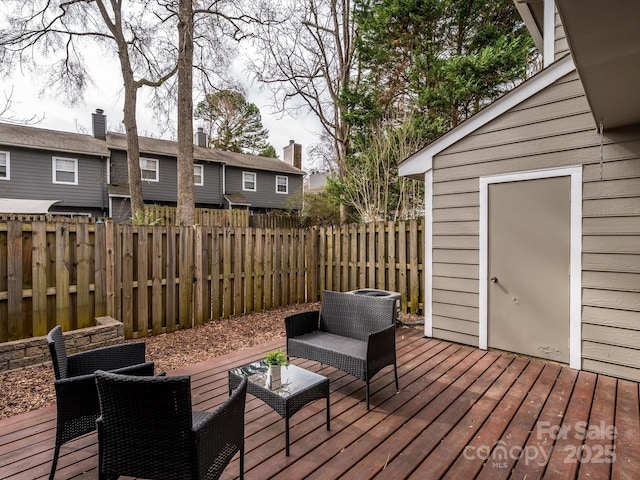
xmin=285 ymin=290 xmax=398 ymax=410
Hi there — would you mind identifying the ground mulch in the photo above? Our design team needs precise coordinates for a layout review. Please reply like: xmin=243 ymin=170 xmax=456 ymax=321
xmin=0 ymin=303 xmax=319 ymax=420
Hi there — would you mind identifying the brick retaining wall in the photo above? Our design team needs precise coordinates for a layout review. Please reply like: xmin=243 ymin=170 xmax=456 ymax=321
xmin=0 ymin=317 xmax=125 ymax=373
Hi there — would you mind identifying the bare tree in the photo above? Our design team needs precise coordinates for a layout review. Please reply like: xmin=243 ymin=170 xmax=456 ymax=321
xmin=2 ymin=1 xmax=278 ymax=225
xmin=332 ymin=121 xmax=424 ymax=222
xmin=0 ymin=0 xmax=178 ymax=217
xmin=176 ymin=0 xmax=195 ymax=226
xmin=0 ymin=87 xmax=43 ymax=125
xmin=252 ymin=0 xmax=358 ymax=220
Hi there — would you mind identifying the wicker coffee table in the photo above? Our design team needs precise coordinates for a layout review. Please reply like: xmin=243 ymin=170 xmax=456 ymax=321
xmin=228 ymin=360 xmax=330 ymax=456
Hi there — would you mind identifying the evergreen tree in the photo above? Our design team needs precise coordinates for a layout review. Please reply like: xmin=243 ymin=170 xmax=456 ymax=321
xmin=328 ymin=0 xmax=535 ymax=222
xmin=352 ymin=0 xmax=535 ymax=140
xmin=194 ymin=89 xmax=276 ymax=156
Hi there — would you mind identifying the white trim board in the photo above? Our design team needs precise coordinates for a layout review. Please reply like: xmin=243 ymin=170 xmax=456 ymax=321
xmin=423 ymin=170 xmax=433 ymax=337
xmin=479 ymin=166 xmax=583 ymax=370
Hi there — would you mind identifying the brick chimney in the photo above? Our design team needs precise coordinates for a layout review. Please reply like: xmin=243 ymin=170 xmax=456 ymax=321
xmin=92 ymin=108 xmax=106 ymax=140
xmin=283 ymin=140 xmax=302 ymax=169
xmin=195 ymin=127 xmax=207 ymax=147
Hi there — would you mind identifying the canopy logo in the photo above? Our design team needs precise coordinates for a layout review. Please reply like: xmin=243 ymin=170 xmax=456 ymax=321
xmin=463 ymin=421 xmax=617 ymax=468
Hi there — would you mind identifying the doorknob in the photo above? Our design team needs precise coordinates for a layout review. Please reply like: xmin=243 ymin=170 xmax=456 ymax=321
xmin=490 ymin=277 xmax=498 ymax=284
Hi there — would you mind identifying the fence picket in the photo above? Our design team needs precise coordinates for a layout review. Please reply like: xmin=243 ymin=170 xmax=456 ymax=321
xmin=179 ymin=227 xmax=193 ymax=329
xmin=76 ymin=224 xmax=92 ymax=329
xmin=151 ymin=226 xmax=164 ymax=334
xmin=94 ymin=224 xmax=107 ymax=319
xmin=55 ymin=223 xmax=71 ymax=331
xmin=31 ymin=222 xmax=48 ymax=336
xmin=7 ymin=222 xmax=23 ymax=340
xmin=166 ymin=226 xmax=177 ymax=331
xmin=210 ymin=227 xmax=222 ymax=321
xmin=410 ymin=219 xmax=420 ymax=313
xmin=222 ymin=228 xmax=232 ymax=318
xmin=233 ymin=229 xmax=243 ymax=316
xmin=245 ymin=229 xmax=254 ymax=314
xmin=254 ymin=228 xmax=264 ymax=311
xmin=138 ymin=227 xmax=150 ymax=335
xmin=398 ymin=221 xmax=408 ymax=313
xmin=194 ymin=226 xmax=205 ymax=326
xmin=121 ymin=226 xmax=134 ymax=338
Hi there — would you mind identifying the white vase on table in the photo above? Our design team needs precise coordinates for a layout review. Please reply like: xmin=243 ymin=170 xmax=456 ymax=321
xmin=267 ymin=364 xmax=282 ymax=389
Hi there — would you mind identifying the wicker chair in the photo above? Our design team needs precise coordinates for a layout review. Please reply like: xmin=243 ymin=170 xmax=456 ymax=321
xmin=46 ymin=325 xmax=154 ymax=480
xmin=95 ymin=371 xmax=247 ymax=480
xmin=286 ymin=290 xmax=399 ymax=410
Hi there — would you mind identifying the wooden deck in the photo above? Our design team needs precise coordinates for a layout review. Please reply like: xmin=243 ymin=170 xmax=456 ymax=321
xmin=1 ymin=327 xmax=639 ymax=479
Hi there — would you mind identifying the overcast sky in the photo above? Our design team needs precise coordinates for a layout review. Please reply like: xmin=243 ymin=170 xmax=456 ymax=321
xmin=4 ymin=54 xmax=321 ymax=171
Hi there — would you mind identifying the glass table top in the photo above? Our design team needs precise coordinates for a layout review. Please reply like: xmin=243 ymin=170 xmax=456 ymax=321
xmin=229 ymin=360 xmax=326 ymax=397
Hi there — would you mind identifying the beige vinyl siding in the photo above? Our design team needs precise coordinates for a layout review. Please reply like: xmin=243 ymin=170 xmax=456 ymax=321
xmin=581 ymin=119 xmax=640 ymax=381
xmin=554 ymin=10 xmax=570 ymax=60
xmin=430 ymin=68 xmax=640 ymax=381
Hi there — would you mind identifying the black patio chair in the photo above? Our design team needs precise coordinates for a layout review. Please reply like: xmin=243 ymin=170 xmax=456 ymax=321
xmin=95 ymin=371 xmax=248 ymax=480
xmin=46 ymin=325 xmax=154 ymax=480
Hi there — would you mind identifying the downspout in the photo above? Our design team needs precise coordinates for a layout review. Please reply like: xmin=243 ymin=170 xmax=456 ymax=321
xmin=222 ymin=163 xmax=226 ymax=208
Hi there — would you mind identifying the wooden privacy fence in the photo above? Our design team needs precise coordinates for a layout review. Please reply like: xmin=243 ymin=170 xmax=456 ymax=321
xmin=144 ymin=206 xmax=301 ymax=229
xmin=0 ymin=219 xmax=424 ymax=342
xmin=144 ymin=206 xmax=250 ymax=227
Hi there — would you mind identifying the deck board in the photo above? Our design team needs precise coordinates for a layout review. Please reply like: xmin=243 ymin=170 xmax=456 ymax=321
xmin=1 ymin=327 xmax=639 ymax=479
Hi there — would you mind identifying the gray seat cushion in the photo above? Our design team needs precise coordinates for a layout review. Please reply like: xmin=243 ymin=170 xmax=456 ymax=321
xmin=289 ymin=331 xmax=367 ymax=360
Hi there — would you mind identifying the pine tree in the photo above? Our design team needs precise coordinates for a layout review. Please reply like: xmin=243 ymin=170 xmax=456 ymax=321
xmin=194 ymin=90 xmax=275 ymax=156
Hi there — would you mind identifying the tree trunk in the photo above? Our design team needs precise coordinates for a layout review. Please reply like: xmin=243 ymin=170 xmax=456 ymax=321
xmin=176 ymin=0 xmax=195 ymax=226
xmin=121 ymin=74 xmax=145 ymax=217
xmin=106 ymin=1 xmax=144 ymax=219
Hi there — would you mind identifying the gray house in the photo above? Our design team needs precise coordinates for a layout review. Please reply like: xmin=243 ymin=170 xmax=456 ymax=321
xmin=399 ymin=0 xmax=640 ymax=381
xmin=0 ymin=123 xmax=110 ymax=216
xmin=0 ymin=111 xmax=305 ymax=221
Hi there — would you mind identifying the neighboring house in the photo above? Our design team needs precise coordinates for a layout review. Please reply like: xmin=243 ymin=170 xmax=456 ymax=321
xmin=211 ymin=144 xmax=304 ymax=214
xmin=106 ymin=131 xmax=226 ymax=222
xmin=0 ymin=122 xmax=110 ymax=217
xmin=399 ymin=0 xmax=640 ymax=382
xmin=0 ymin=113 xmax=305 ymax=222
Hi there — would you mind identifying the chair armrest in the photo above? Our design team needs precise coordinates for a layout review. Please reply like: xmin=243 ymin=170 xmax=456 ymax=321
xmin=193 ymin=377 xmax=247 ymax=476
xmin=68 ymin=342 xmax=146 ymax=376
xmin=55 ymin=373 xmax=102 ymax=419
xmin=285 ymin=311 xmax=320 ymax=339
xmin=366 ymin=324 xmax=397 ymax=362
xmin=54 ymin=362 xmax=155 ymax=425
xmin=111 ymin=361 xmax=156 ymax=377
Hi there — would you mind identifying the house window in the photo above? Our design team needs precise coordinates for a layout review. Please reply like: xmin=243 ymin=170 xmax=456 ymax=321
xmin=0 ymin=151 xmax=9 ymax=180
xmin=140 ymin=157 xmax=159 ymax=182
xmin=276 ymin=175 xmax=288 ymax=194
xmin=52 ymin=157 xmax=78 ymax=185
xmin=243 ymin=171 xmax=257 ymax=191
xmin=194 ymin=164 xmax=204 ymax=186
